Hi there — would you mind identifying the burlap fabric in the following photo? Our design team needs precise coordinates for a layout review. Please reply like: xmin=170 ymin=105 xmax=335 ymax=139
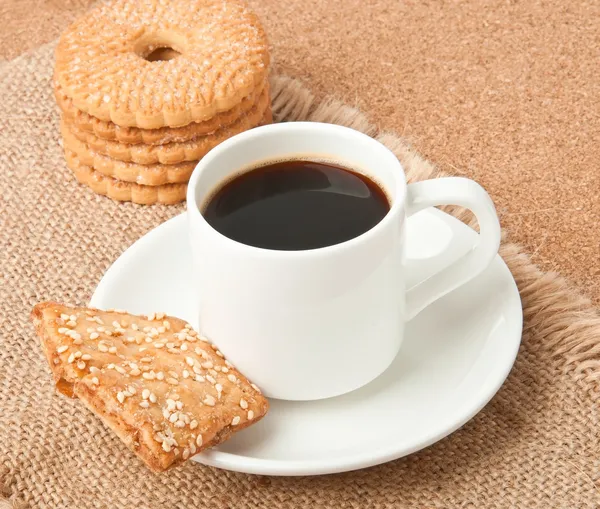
xmin=1 ymin=43 xmax=599 ymax=509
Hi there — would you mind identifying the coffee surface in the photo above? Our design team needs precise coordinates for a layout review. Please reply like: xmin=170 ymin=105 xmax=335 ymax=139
xmin=203 ymin=160 xmax=389 ymax=250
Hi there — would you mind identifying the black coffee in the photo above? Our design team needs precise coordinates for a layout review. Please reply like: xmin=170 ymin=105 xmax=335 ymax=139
xmin=202 ymin=160 xmax=390 ymax=251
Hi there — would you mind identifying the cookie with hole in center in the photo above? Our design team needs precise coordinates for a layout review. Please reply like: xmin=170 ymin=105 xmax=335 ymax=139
xmin=54 ymin=0 xmax=270 ymax=128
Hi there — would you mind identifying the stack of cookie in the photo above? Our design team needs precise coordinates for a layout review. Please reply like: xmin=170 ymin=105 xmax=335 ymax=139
xmin=53 ymin=0 xmax=271 ymax=205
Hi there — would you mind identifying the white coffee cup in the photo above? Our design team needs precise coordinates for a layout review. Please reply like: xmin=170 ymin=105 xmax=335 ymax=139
xmin=187 ymin=122 xmax=500 ymax=401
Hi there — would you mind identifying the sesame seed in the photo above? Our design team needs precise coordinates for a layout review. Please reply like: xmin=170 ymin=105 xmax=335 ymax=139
xmin=169 ymin=413 xmax=179 ymax=423
xmin=98 ymin=344 xmax=108 ymax=353
xmin=216 ymin=350 xmax=224 ymax=358
xmin=168 ymin=371 xmax=179 ymax=379
xmin=131 ymin=324 xmax=139 ymax=331
xmin=107 ymin=363 xmax=115 ymax=370
xmin=74 ymin=351 xmax=82 ymax=358
xmin=142 ymin=389 xmax=150 ymax=400
xmin=240 ymin=399 xmax=248 ymax=409
xmin=147 ymin=312 xmax=156 ymax=321
xmin=58 ymin=327 xmax=69 ymax=334
xmin=158 ymin=327 xmax=166 ymax=334
xmin=60 ymin=313 xmax=70 ymax=321
xmin=117 ymin=392 xmax=125 ymax=404
xmin=153 ymin=433 xmax=164 ymax=443
xmin=66 ymin=320 xmax=76 ymax=327
xmin=251 ymin=383 xmax=261 ymax=393
xmin=156 ymin=372 xmax=165 ymax=381
xmin=186 ymin=335 xmax=197 ymax=342
xmin=89 ymin=366 xmax=99 ymax=373
xmin=182 ymin=447 xmax=190 ymax=460
xmin=127 ymin=386 xmax=137 ymax=395
xmin=77 ymin=361 xmax=86 ymax=370
xmin=195 ymin=375 xmax=205 ymax=383
xmin=203 ymin=395 xmax=216 ymax=406
xmin=231 ymin=416 xmax=241 ymax=426
xmin=120 ymin=319 xmax=128 ymax=327
xmin=166 ymin=378 xmax=179 ymax=385
xmin=185 ymin=357 xmax=194 ymax=366
xmin=190 ymin=420 xmax=198 ymax=430
xmin=89 ymin=332 xmax=99 ymax=340
xmin=176 ymin=401 xmax=183 ymax=410
xmin=156 ymin=312 xmax=165 ymax=320
xmin=130 ymin=368 xmax=141 ymax=376
xmin=196 ymin=434 xmax=203 ymax=447
xmin=81 ymin=354 xmax=92 ymax=361
xmin=163 ymin=321 xmax=170 ymax=330
xmin=162 ymin=409 xmax=170 ymax=419
xmin=139 ymin=401 xmax=149 ymax=408
xmin=97 ymin=326 xmax=105 ymax=332
xmin=69 ymin=315 xmax=77 ymax=322
xmin=149 ymin=393 xmax=157 ymax=403
xmin=215 ymin=383 xmax=223 ymax=393
xmin=227 ymin=374 xmax=237 ymax=383
xmin=190 ymin=442 xmax=197 ymax=454
xmin=57 ymin=345 xmax=69 ymax=354
xmin=182 ymin=370 xmax=190 ymax=379
xmin=115 ymin=366 xmax=126 ymax=375
xmin=222 ymin=367 xmax=229 ymax=373
xmin=112 ymin=321 xmax=120 ymax=328
xmin=142 ymin=372 xmax=155 ymax=380
xmin=206 ymin=375 xmax=216 ymax=384
xmin=188 ymin=330 xmax=198 ymax=337
xmin=201 ymin=361 xmax=213 ymax=369
xmin=108 ymin=346 xmax=117 ymax=354
xmin=225 ymin=360 xmax=233 ymax=367
xmin=175 ymin=420 xmax=186 ymax=428
xmin=194 ymin=348 xmax=203 ymax=355
xmin=247 ymin=410 xmax=254 ymax=420
xmin=91 ymin=377 xmax=99 ymax=385
xmin=145 ymin=337 xmax=153 ymax=343
xmin=180 ymin=344 xmax=188 ymax=351
xmin=67 ymin=353 xmax=76 ymax=364
xmin=166 ymin=399 xmax=176 ymax=410
xmin=166 ymin=342 xmax=175 ymax=349
xmin=162 ymin=442 xmax=172 ymax=453
xmin=123 ymin=390 xmax=132 ymax=397
xmin=193 ymin=366 xmax=202 ymax=375
xmin=140 ymin=357 xmax=152 ymax=363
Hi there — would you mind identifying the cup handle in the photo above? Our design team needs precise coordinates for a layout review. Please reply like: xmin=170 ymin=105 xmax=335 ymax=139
xmin=404 ymin=177 xmax=501 ymax=321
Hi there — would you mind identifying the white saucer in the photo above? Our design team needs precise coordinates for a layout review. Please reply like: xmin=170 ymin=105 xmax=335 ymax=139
xmin=90 ymin=208 xmax=522 ymax=476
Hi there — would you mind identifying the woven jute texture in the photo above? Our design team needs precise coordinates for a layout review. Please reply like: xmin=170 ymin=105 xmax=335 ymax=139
xmin=1 ymin=43 xmax=599 ymax=509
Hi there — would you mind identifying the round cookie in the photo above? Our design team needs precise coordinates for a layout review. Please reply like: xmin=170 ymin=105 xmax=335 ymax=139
xmin=64 ymin=149 xmax=195 ymax=186
xmin=60 ymin=107 xmax=272 ymax=186
xmin=65 ymin=151 xmax=187 ymax=205
xmin=62 ymin=87 xmax=271 ymax=165
xmin=55 ymin=81 xmax=267 ymax=145
xmin=55 ymin=0 xmax=270 ymax=128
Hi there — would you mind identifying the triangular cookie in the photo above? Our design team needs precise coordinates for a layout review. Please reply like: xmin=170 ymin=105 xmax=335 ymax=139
xmin=32 ymin=302 xmax=268 ymax=471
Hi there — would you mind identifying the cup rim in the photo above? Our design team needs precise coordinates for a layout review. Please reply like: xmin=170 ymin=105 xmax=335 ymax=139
xmin=186 ymin=121 xmax=406 ymax=258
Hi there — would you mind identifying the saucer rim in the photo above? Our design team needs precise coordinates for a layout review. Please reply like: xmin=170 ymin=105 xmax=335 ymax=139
xmin=91 ymin=209 xmax=523 ymax=476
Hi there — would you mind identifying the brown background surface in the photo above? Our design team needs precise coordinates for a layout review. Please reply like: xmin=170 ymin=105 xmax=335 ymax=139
xmin=1 ymin=0 xmax=599 ymax=302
